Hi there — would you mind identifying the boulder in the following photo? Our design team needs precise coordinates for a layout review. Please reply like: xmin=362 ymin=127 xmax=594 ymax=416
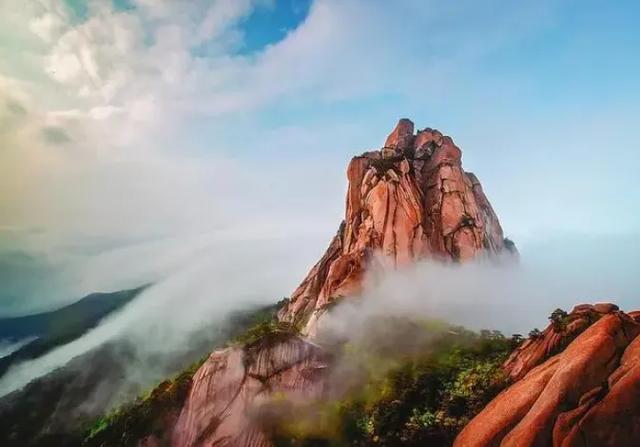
xmin=384 ymin=117 xmax=415 ymax=155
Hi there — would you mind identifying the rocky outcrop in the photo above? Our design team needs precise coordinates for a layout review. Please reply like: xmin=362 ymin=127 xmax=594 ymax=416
xmin=174 ymin=119 xmax=511 ymax=447
xmin=278 ymin=119 xmax=511 ymax=332
xmin=503 ymin=303 xmax=620 ymax=381
xmin=455 ymin=304 xmax=640 ymax=447
xmin=554 ymin=329 xmax=640 ymax=446
xmin=172 ymin=334 xmax=328 ymax=447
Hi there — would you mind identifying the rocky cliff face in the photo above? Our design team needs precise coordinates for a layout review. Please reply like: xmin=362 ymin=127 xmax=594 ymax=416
xmin=455 ymin=304 xmax=640 ymax=447
xmin=171 ymin=119 xmax=511 ymax=447
xmin=278 ymin=119 xmax=511 ymax=334
xmin=172 ymin=334 xmax=328 ymax=447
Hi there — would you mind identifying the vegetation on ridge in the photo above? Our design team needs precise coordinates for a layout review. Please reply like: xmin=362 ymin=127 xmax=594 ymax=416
xmin=18 ymin=300 xmax=520 ymax=447
xmin=81 ymin=302 xmax=282 ymax=447
xmin=264 ymin=316 xmax=518 ymax=446
xmin=83 ymin=355 xmax=207 ymax=446
xmin=82 ymin=311 xmax=520 ymax=447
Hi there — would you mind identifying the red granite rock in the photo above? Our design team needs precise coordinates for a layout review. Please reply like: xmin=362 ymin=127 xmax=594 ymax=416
xmin=553 ymin=324 xmax=640 ymax=446
xmin=383 ymin=117 xmax=414 ymax=155
xmin=174 ymin=119 xmax=512 ymax=447
xmin=503 ymin=303 xmax=620 ymax=381
xmin=172 ymin=335 xmax=328 ymax=447
xmin=278 ymin=119 xmax=511 ymax=331
xmin=455 ymin=307 xmax=640 ymax=447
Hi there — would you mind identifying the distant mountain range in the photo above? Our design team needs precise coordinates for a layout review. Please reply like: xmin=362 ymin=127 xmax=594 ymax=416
xmin=0 ymin=287 xmax=146 ymax=378
xmin=0 ymin=302 xmax=279 ymax=447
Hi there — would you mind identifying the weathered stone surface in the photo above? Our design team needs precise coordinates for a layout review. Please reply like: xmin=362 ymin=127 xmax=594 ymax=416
xmin=503 ymin=303 xmax=620 ymax=381
xmin=455 ymin=307 xmax=640 ymax=447
xmin=553 ymin=327 xmax=640 ymax=446
xmin=175 ymin=119 xmax=512 ymax=447
xmin=384 ymin=117 xmax=414 ymax=155
xmin=172 ymin=335 xmax=328 ymax=447
xmin=278 ymin=119 xmax=512 ymax=330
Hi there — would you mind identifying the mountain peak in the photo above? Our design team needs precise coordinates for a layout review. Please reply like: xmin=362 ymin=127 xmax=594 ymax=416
xmin=170 ymin=121 xmax=515 ymax=447
xmin=278 ymin=119 xmax=513 ymax=334
xmin=384 ymin=118 xmax=415 ymax=153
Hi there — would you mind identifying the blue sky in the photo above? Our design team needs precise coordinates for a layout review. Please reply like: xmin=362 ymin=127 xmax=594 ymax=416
xmin=0 ymin=0 xmax=639 ymax=313
xmin=240 ymin=0 xmax=311 ymax=53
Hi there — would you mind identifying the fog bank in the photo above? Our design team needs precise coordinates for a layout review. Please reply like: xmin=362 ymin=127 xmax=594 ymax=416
xmin=321 ymin=233 xmax=640 ymax=338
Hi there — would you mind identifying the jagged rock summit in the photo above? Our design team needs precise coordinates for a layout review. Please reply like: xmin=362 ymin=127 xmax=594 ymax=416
xmin=167 ymin=119 xmax=513 ymax=447
xmin=278 ymin=118 xmax=512 ymax=333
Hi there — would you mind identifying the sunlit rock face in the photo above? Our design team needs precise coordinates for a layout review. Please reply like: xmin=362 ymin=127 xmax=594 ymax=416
xmin=174 ymin=119 xmax=511 ymax=447
xmin=503 ymin=303 xmax=621 ymax=381
xmin=455 ymin=304 xmax=640 ymax=447
xmin=172 ymin=335 xmax=328 ymax=447
xmin=278 ymin=119 xmax=511 ymax=332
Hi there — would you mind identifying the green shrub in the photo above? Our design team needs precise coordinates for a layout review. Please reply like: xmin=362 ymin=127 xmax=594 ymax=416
xmin=528 ymin=328 xmax=542 ymax=339
xmin=233 ymin=316 xmax=301 ymax=347
xmin=549 ymin=308 xmax=569 ymax=331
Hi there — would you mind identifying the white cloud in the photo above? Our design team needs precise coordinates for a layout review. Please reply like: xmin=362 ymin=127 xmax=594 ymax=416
xmin=319 ymin=237 xmax=640 ymax=342
xmin=0 ymin=0 xmax=573 ymax=280
xmin=1 ymin=0 xmax=638 ymax=402
xmin=1 ymin=0 xmax=637 ymax=312
xmin=28 ymin=12 xmax=66 ymax=43
xmin=0 ymin=233 xmax=322 ymax=396
xmin=198 ymin=0 xmax=257 ymax=42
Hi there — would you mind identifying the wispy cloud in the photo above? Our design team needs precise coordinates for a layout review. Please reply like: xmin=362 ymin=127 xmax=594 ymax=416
xmin=0 ymin=0 xmax=571 ymax=246
xmin=0 ymin=233 xmax=320 ymax=396
xmin=0 ymin=0 xmax=638 ymax=361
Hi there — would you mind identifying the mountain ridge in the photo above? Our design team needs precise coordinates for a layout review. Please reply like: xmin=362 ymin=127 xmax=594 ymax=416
xmin=0 ymin=287 xmax=146 ymax=379
xmin=456 ymin=303 xmax=640 ymax=446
